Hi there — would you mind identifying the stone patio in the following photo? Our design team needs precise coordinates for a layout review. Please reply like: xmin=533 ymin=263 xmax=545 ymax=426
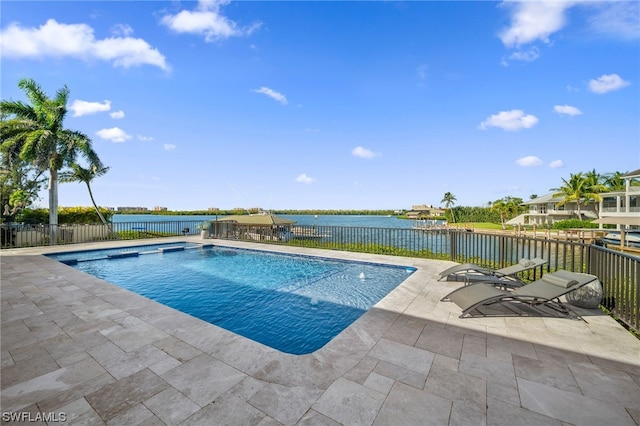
xmin=1 ymin=237 xmax=639 ymax=425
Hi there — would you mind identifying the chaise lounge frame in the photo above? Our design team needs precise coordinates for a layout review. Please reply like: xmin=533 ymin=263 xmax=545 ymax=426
xmin=437 ymin=257 xmax=548 ymax=288
xmin=440 ymin=270 xmax=598 ymax=319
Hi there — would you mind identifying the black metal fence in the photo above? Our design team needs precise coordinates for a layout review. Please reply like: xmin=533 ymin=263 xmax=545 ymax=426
xmin=1 ymin=221 xmax=637 ymax=333
xmin=0 ymin=221 xmax=205 ymax=247
xmin=215 ymin=223 xmax=639 ymax=332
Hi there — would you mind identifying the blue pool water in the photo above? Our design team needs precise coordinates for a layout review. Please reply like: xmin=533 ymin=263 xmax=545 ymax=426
xmin=47 ymin=244 xmax=415 ymax=354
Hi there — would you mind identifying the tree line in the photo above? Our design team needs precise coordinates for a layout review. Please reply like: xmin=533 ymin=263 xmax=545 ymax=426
xmin=440 ymin=170 xmax=638 ymax=228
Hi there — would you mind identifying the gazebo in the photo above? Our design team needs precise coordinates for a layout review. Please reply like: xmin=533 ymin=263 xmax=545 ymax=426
xmin=212 ymin=214 xmax=296 ymax=241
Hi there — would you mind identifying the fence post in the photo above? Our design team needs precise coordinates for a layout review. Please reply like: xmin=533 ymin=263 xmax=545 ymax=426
xmin=450 ymin=230 xmax=456 ymax=261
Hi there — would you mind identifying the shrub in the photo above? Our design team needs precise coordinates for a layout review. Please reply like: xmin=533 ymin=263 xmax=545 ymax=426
xmin=552 ymin=219 xmax=598 ymax=229
xmin=14 ymin=207 xmax=114 ymax=224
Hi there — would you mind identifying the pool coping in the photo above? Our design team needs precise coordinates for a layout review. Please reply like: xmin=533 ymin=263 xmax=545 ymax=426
xmin=2 ymin=237 xmax=640 ymax=425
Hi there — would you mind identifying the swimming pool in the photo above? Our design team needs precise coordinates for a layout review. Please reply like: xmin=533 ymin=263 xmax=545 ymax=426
xmin=47 ymin=244 xmax=416 ymax=354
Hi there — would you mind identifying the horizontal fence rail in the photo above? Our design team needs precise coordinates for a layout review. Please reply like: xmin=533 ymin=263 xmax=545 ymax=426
xmin=1 ymin=221 xmax=637 ymax=333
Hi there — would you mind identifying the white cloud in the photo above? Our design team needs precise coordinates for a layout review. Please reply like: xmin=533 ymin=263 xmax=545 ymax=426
xmin=0 ymin=19 xmax=169 ymax=70
xmin=295 ymin=173 xmax=315 ymax=184
xmin=111 ymin=24 xmax=134 ymax=37
xmin=161 ymin=0 xmax=261 ymax=42
xmin=137 ymin=135 xmax=153 ymax=141
xmin=516 ymin=156 xmax=543 ymax=167
xmin=501 ymin=47 xmax=540 ymax=66
xmin=588 ymin=74 xmax=630 ymax=94
xmin=253 ymin=87 xmax=287 ymax=105
xmin=163 ymin=144 xmax=176 ymax=151
xmin=96 ymin=127 xmax=132 ymax=143
xmin=351 ymin=146 xmax=379 ymax=159
xmin=553 ymin=105 xmax=582 ymax=116
xmin=586 ymin=2 xmax=640 ymax=40
xmin=498 ymin=1 xmax=573 ymax=47
xmin=110 ymin=110 xmax=125 ymax=119
xmin=549 ymin=160 xmax=564 ymax=168
xmin=479 ymin=110 xmax=539 ymax=131
xmin=69 ymin=99 xmax=111 ymax=117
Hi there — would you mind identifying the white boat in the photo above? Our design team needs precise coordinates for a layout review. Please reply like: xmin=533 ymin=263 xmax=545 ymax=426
xmin=600 ymin=230 xmax=640 ymax=248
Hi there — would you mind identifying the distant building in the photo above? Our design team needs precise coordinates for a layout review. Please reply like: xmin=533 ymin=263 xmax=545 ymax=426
xmin=508 ymin=194 xmax=598 ymax=226
xmin=208 ymin=207 xmax=220 ymax=212
xmin=406 ymin=204 xmax=445 ymax=219
xmin=597 ymin=169 xmax=640 ymax=229
xmin=153 ymin=206 xmax=168 ymax=211
xmin=116 ymin=207 xmax=148 ymax=212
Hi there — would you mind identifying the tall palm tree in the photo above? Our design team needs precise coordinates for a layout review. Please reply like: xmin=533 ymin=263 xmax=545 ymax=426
xmin=0 ymin=78 xmax=101 ymax=242
xmin=59 ymin=163 xmax=111 ymax=227
xmin=603 ymin=171 xmax=628 ymax=192
xmin=551 ymin=172 xmax=605 ymax=220
xmin=441 ymin=192 xmax=457 ymax=223
xmin=583 ymin=169 xmax=608 ymax=216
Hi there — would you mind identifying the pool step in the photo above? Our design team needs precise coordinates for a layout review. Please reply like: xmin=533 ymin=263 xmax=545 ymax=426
xmin=108 ymin=252 xmax=140 ymax=259
xmin=159 ymin=246 xmax=185 ymax=253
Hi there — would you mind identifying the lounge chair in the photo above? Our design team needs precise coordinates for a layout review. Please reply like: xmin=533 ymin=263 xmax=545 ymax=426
xmin=440 ymin=270 xmax=598 ymax=319
xmin=437 ymin=257 xmax=547 ymax=284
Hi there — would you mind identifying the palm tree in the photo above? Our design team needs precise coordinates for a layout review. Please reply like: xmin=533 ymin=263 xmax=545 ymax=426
xmin=0 ymin=78 xmax=101 ymax=242
xmin=441 ymin=192 xmax=457 ymax=223
xmin=603 ymin=171 xmax=627 ymax=192
xmin=583 ymin=169 xmax=608 ymax=216
xmin=551 ymin=172 xmax=605 ymax=220
xmin=59 ymin=163 xmax=111 ymax=227
xmin=491 ymin=197 xmax=519 ymax=230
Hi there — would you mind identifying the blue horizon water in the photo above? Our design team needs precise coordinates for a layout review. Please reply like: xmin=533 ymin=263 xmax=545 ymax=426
xmin=112 ymin=214 xmax=431 ymax=228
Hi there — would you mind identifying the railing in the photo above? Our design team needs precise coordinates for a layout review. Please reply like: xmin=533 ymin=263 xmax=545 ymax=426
xmin=1 ymin=221 xmax=637 ymax=333
xmin=0 ymin=221 xmax=205 ymax=247
xmin=216 ymin=224 xmax=638 ymax=332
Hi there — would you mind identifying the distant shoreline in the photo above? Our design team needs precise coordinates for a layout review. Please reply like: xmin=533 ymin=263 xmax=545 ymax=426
xmin=113 ymin=209 xmax=401 ymax=216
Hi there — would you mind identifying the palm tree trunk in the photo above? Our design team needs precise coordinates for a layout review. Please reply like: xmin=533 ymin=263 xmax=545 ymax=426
xmin=49 ymin=168 xmax=58 ymax=245
xmin=85 ymin=182 xmax=115 ymax=235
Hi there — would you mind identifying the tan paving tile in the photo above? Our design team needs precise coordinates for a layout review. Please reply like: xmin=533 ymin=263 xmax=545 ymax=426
xmin=424 ymin=363 xmax=486 ymax=411
xmin=85 ymin=369 xmax=168 ymax=422
xmin=143 ymin=387 xmax=200 ymax=425
xmin=458 ymin=353 xmax=517 ymax=388
xmin=3 ymin=242 xmax=640 ymax=426
xmin=373 ymin=381 xmax=451 ymax=426
xmin=368 ymin=337 xmax=435 ymax=375
xmin=487 ymin=397 xmax=562 ymax=426
xmin=518 ymin=377 xmax=636 ymax=426
xmin=513 ymin=354 xmax=581 ymax=393
xmin=416 ymin=323 xmax=464 ymax=359
xmin=374 ymin=359 xmax=428 ymax=389
xmin=313 ymin=378 xmax=386 ymax=426
xmin=105 ymin=403 xmax=156 ymax=426
xmin=342 ymin=356 xmax=378 ymax=385
xmin=160 ymin=353 xmax=245 ymax=406
xmin=249 ymin=382 xmax=324 ymax=426
xmin=567 ymin=361 xmax=640 ymax=410
xmin=36 ymin=373 xmax=116 ymax=413
xmin=1 ymin=353 xmax=60 ymax=389
xmin=2 ymin=357 xmax=108 ymax=412
xmin=297 ymin=409 xmax=342 ymax=426
xmin=363 ymin=372 xmax=394 ymax=395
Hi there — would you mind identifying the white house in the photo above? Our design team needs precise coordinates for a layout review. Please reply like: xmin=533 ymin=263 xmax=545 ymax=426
xmin=596 ymin=169 xmax=640 ymax=229
xmin=513 ymin=193 xmax=599 ymax=226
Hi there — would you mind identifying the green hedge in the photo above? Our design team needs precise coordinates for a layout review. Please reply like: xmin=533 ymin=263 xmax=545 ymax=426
xmin=16 ymin=207 xmax=115 ymax=224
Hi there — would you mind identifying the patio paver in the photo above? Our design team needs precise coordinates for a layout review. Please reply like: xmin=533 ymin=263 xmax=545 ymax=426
xmin=2 ymin=237 xmax=639 ymax=425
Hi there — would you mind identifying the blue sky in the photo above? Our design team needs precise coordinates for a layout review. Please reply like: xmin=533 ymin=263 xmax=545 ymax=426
xmin=1 ymin=1 xmax=638 ymax=211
